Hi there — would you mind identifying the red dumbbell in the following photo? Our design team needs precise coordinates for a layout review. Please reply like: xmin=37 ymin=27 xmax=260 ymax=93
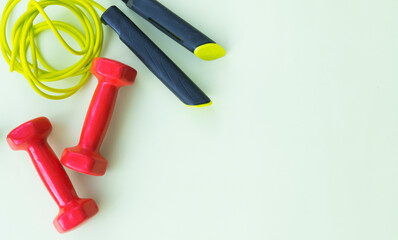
xmin=61 ymin=58 xmax=137 ymax=176
xmin=7 ymin=117 xmax=98 ymax=233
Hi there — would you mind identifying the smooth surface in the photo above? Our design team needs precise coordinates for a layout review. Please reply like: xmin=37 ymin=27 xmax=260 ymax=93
xmin=194 ymin=43 xmax=226 ymax=61
xmin=1 ymin=0 xmax=398 ymax=239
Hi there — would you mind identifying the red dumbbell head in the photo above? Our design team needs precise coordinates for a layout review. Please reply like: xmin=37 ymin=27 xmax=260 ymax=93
xmin=91 ymin=57 xmax=137 ymax=86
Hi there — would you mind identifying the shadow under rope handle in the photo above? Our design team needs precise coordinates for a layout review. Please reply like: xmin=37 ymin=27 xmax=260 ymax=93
xmin=122 ymin=0 xmax=226 ymax=61
xmin=101 ymin=6 xmax=211 ymax=107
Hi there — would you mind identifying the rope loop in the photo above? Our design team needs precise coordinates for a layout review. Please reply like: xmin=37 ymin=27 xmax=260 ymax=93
xmin=0 ymin=0 xmax=106 ymax=99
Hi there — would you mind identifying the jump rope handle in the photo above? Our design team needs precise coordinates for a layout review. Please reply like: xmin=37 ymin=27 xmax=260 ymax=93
xmin=122 ymin=0 xmax=225 ymax=61
xmin=101 ymin=6 xmax=211 ymax=107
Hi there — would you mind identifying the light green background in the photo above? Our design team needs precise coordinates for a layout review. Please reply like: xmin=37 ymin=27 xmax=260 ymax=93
xmin=0 ymin=0 xmax=397 ymax=239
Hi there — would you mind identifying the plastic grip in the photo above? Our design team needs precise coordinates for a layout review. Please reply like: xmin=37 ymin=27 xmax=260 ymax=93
xmin=101 ymin=6 xmax=211 ymax=106
xmin=122 ymin=0 xmax=215 ymax=52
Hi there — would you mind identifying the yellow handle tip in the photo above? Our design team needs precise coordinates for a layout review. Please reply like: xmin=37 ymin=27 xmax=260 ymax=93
xmin=186 ymin=101 xmax=213 ymax=108
xmin=194 ymin=43 xmax=225 ymax=61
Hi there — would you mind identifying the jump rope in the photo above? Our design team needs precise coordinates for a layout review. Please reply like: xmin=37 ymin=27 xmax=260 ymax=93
xmin=1 ymin=0 xmax=225 ymax=105
xmin=1 ymin=0 xmax=105 ymax=99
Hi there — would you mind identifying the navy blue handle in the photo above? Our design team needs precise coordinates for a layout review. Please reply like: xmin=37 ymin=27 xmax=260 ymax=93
xmin=122 ymin=0 xmax=214 ymax=52
xmin=101 ymin=6 xmax=211 ymax=106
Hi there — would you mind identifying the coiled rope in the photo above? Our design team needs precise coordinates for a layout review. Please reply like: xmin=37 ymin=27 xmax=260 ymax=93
xmin=0 ymin=0 xmax=106 ymax=99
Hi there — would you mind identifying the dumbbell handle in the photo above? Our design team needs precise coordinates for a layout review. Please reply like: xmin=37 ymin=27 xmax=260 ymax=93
xmin=27 ymin=142 xmax=78 ymax=207
xmin=79 ymin=83 xmax=119 ymax=151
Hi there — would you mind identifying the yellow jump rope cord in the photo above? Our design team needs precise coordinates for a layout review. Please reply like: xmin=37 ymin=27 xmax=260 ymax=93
xmin=0 ymin=0 xmax=106 ymax=99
